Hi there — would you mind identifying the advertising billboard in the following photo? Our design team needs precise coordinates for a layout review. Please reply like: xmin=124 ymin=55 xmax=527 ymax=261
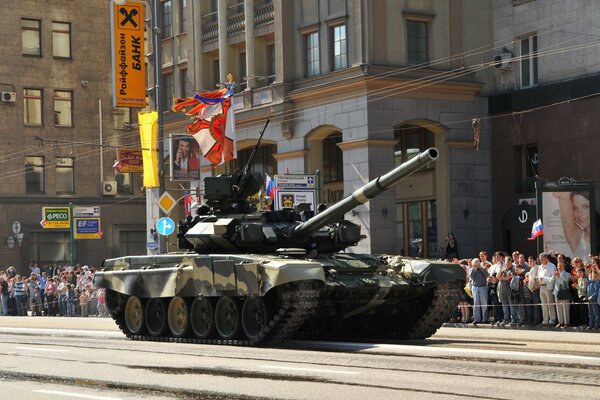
xmin=170 ymin=134 xmax=200 ymax=181
xmin=111 ymin=1 xmax=147 ymax=108
xmin=540 ymin=188 xmax=595 ymax=261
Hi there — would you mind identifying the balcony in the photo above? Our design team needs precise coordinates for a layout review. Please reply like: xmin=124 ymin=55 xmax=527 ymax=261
xmin=254 ymin=2 xmax=274 ymax=26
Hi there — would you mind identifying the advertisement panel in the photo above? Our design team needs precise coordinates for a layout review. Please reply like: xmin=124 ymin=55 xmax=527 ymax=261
xmin=74 ymin=218 xmax=102 ymax=239
xmin=170 ymin=134 xmax=200 ymax=181
xmin=41 ymin=207 xmax=70 ymax=229
xmin=115 ymin=147 xmax=144 ymax=173
xmin=274 ymin=189 xmax=317 ymax=211
xmin=111 ymin=1 xmax=147 ymax=108
xmin=541 ymin=189 xmax=594 ymax=261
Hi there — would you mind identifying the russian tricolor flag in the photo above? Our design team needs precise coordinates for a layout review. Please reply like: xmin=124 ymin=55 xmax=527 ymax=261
xmin=265 ymin=174 xmax=275 ymax=200
xmin=527 ymin=219 xmax=544 ymax=241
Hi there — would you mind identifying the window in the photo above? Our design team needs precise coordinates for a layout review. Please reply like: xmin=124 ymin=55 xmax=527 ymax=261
xmin=21 ymin=19 xmax=41 ymax=56
xmin=212 ymin=58 xmax=220 ymax=86
xmin=305 ymin=31 xmax=320 ymax=77
xmin=55 ymin=157 xmax=74 ymax=193
xmin=407 ymin=20 xmax=428 ymax=65
xmin=53 ymin=90 xmax=72 ymax=127
xmin=25 ymin=156 xmax=45 ymax=193
xmin=116 ymin=172 xmax=133 ymax=194
xmin=118 ymin=230 xmax=147 ymax=257
xmin=162 ymin=0 xmax=173 ymax=39
xmin=239 ymin=51 xmax=247 ymax=90
xmin=322 ymin=132 xmax=343 ymax=183
xmin=24 ymin=89 xmax=42 ymax=125
xmin=162 ymin=73 xmax=173 ymax=110
xmin=180 ymin=68 xmax=191 ymax=97
xmin=180 ymin=0 xmax=187 ymax=33
xmin=52 ymin=22 xmax=71 ymax=58
xmin=28 ymin=231 xmax=70 ymax=263
xmin=394 ymin=124 xmax=435 ymax=170
xmin=267 ymin=44 xmax=275 ymax=83
xmin=233 ymin=144 xmax=277 ymax=176
xmin=520 ymin=35 xmax=538 ymax=88
xmin=396 ymin=200 xmax=437 ymax=257
xmin=331 ymin=24 xmax=347 ymax=70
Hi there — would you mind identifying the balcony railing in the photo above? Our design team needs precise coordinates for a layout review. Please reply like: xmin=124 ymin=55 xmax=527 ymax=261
xmin=227 ymin=13 xmax=245 ymax=34
xmin=254 ymin=2 xmax=274 ymax=26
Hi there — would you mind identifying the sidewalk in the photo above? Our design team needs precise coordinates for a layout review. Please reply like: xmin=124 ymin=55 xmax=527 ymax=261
xmin=443 ymin=321 xmax=599 ymax=332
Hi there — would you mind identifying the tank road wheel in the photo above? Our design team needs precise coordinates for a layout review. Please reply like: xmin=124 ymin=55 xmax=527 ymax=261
xmin=124 ymin=296 xmax=145 ymax=335
xmin=167 ymin=297 xmax=190 ymax=338
xmin=145 ymin=298 xmax=168 ymax=337
xmin=242 ymin=297 xmax=272 ymax=342
xmin=190 ymin=297 xmax=215 ymax=339
xmin=215 ymin=297 xmax=241 ymax=340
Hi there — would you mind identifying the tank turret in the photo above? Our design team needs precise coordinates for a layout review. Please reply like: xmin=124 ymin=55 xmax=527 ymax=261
xmin=179 ymin=147 xmax=438 ymax=254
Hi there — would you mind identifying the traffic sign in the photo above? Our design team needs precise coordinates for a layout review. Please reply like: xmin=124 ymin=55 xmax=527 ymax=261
xmin=74 ymin=218 xmax=102 ymax=239
xmin=159 ymin=191 xmax=176 ymax=214
xmin=156 ymin=217 xmax=175 ymax=236
xmin=42 ymin=207 xmax=71 ymax=229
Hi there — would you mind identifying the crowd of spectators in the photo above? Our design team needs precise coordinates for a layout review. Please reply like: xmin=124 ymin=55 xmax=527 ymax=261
xmin=0 ymin=262 xmax=108 ymax=318
xmin=454 ymin=250 xmax=600 ymax=330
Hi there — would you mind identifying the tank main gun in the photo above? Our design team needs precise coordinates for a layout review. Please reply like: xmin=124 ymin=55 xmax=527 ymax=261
xmin=292 ymin=147 xmax=438 ymax=239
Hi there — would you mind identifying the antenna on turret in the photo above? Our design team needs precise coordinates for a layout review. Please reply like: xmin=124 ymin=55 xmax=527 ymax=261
xmin=233 ymin=119 xmax=270 ymax=193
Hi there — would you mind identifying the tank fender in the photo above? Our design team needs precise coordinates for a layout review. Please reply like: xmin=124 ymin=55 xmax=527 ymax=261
xmin=406 ymin=259 xmax=465 ymax=284
xmin=259 ymin=260 xmax=326 ymax=294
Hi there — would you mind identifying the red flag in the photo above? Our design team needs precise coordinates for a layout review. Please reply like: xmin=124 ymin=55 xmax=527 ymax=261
xmin=183 ymin=192 xmax=193 ymax=217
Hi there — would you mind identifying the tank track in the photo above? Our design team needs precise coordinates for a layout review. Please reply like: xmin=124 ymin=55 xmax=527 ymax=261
xmin=106 ymin=281 xmax=321 ymax=346
xmin=405 ymin=280 xmax=465 ymax=340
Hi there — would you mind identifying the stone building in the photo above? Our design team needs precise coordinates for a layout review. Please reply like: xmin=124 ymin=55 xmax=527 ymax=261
xmin=489 ymin=0 xmax=600 ymax=255
xmin=0 ymin=1 xmax=146 ymax=272
xmin=158 ymin=0 xmax=494 ymax=258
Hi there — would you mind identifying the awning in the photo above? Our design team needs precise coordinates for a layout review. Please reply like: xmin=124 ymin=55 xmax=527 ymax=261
xmin=501 ymin=204 xmax=537 ymax=230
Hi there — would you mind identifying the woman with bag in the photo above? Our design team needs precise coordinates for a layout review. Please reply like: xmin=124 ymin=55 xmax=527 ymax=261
xmin=552 ymin=260 xmax=571 ymax=327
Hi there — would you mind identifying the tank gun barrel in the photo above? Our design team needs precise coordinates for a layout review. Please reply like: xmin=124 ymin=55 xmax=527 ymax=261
xmin=292 ymin=147 xmax=439 ymax=239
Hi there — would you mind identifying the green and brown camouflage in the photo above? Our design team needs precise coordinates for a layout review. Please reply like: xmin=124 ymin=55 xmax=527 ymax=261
xmin=95 ymin=147 xmax=466 ymax=345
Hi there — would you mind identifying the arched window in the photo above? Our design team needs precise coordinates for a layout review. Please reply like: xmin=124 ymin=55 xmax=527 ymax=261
xmin=394 ymin=124 xmax=435 ymax=169
xmin=322 ymin=132 xmax=343 ymax=183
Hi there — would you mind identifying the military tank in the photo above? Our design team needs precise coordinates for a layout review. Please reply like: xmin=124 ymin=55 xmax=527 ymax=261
xmin=95 ymin=146 xmax=465 ymax=345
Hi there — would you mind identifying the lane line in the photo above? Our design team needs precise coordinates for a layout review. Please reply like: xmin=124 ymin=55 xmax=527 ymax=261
xmin=261 ymin=365 xmax=359 ymax=375
xmin=0 ymin=327 xmax=122 ymax=338
xmin=16 ymin=346 xmax=69 ymax=352
xmin=33 ymin=389 xmax=122 ymax=400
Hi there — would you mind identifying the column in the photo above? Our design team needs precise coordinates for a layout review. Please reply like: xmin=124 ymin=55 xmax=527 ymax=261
xmin=218 ymin=0 xmax=228 ymax=83
xmin=244 ymin=0 xmax=256 ymax=89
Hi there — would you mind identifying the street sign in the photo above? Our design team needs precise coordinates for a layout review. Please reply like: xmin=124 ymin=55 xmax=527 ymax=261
xmin=156 ymin=217 xmax=175 ymax=236
xmin=159 ymin=191 xmax=177 ymax=214
xmin=74 ymin=218 xmax=102 ymax=239
xmin=275 ymin=174 xmax=316 ymax=189
xmin=73 ymin=206 xmax=100 ymax=217
xmin=42 ymin=207 xmax=71 ymax=229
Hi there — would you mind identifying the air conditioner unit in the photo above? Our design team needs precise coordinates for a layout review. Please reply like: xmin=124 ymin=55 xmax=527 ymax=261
xmin=1 ymin=91 xmax=16 ymax=102
xmin=493 ymin=52 xmax=512 ymax=71
xmin=102 ymin=180 xmax=118 ymax=196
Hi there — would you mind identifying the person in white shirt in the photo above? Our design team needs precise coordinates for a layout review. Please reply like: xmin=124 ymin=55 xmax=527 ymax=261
xmin=537 ymin=252 xmax=557 ymax=325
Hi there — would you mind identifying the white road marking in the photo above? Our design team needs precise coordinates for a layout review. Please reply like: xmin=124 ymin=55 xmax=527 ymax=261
xmin=261 ymin=365 xmax=359 ymax=375
xmin=33 ymin=390 xmax=122 ymax=400
xmin=16 ymin=346 xmax=69 ymax=352
xmin=0 ymin=327 xmax=122 ymax=338
xmin=298 ymin=341 xmax=600 ymax=364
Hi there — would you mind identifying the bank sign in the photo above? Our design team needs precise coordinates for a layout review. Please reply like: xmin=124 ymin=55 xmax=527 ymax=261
xmin=111 ymin=1 xmax=147 ymax=108
xmin=41 ymin=207 xmax=70 ymax=229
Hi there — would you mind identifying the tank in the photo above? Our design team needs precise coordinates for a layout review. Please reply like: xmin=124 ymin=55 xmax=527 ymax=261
xmin=95 ymin=147 xmax=466 ymax=345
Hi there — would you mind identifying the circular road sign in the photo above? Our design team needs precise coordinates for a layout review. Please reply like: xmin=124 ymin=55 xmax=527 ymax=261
xmin=156 ymin=217 xmax=175 ymax=236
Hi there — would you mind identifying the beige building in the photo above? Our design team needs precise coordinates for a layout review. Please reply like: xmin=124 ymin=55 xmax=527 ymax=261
xmin=0 ymin=1 xmax=146 ymax=272
xmin=159 ymin=0 xmax=494 ymax=257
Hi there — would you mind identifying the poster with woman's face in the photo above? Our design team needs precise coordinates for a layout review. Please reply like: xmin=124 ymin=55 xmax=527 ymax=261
xmin=541 ymin=190 xmax=592 ymax=261
xmin=170 ymin=134 xmax=200 ymax=181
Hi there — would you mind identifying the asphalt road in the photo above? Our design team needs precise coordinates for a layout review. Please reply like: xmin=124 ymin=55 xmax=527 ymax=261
xmin=0 ymin=317 xmax=599 ymax=400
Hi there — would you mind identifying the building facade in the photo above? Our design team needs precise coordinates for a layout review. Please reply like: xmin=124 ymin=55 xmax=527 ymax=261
xmin=156 ymin=0 xmax=494 ymax=258
xmin=489 ymin=0 xmax=600 ymax=255
xmin=0 ymin=1 xmax=146 ymax=272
